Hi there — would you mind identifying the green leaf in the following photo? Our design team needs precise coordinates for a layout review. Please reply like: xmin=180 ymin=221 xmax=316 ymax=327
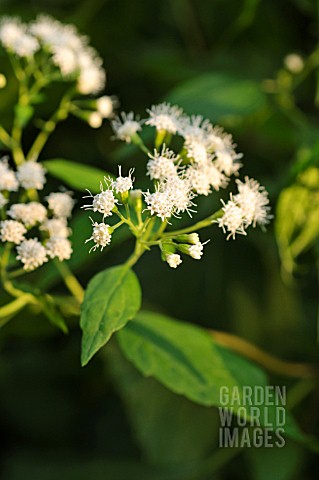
xmin=118 ymin=311 xmax=311 ymax=446
xmin=44 ymin=159 xmax=111 ymax=193
xmin=107 ymin=341 xmax=219 ymax=467
xmin=80 ymin=265 xmax=142 ymax=366
xmin=167 ymin=72 xmax=266 ymax=121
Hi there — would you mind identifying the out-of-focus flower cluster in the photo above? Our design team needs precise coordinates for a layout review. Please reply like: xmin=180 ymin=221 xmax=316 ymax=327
xmin=0 ymin=15 xmax=117 ymax=127
xmin=0 ymin=157 xmax=74 ymax=271
xmin=83 ymin=102 xmax=271 ymax=268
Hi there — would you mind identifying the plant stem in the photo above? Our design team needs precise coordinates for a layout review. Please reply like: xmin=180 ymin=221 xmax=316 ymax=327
xmin=210 ymin=330 xmax=317 ymax=378
xmin=54 ymin=260 xmax=84 ymax=304
xmin=0 ymin=125 xmax=12 ymax=148
xmin=27 ymin=89 xmax=74 ymax=161
xmin=163 ymin=209 xmax=223 ymax=238
xmin=0 ymin=294 xmax=33 ymax=326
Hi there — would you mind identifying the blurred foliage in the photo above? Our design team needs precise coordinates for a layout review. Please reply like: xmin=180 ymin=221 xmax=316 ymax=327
xmin=1 ymin=0 xmax=319 ymax=478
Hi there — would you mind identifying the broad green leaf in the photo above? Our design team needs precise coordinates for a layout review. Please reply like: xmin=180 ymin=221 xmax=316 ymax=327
xmin=118 ymin=311 xmax=311 ymax=446
xmin=107 ymin=341 xmax=219 ymax=467
xmin=118 ymin=310 xmax=264 ymax=406
xmin=81 ymin=265 xmax=141 ymax=366
xmin=44 ymin=159 xmax=111 ymax=193
xmin=167 ymin=73 xmax=266 ymax=121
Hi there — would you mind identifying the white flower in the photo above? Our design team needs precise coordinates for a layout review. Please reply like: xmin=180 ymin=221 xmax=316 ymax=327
xmin=16 ymin=238 xmax=48 ymax=271
xmin=146 ymin=146 xmax=178 ymax=180
xmin=51 ymin=45 xmax=79 ymax=76
xmin=8 ymin=202 xmax=47 ymax=227
xmin=145 ymin=175 xmax=196 ymax=220
xmin=0 ymin=17 xmax=39 ymax=57
xmin=77 ymin=49 xmax=105 ymax=94
xmin=217 ymin=198 xmax=246 ymax=240
xmin=145 ymin=103 xmax=184 ymax=134
xmin=284 ymin=53 xmax=304 ymax=73
xmin=144 ymin=190 xmax=174 ymax=221
xmin=86 ymin=221 xmax=112 ymax=252
xmin=0 ymin=192 xmax=8 ymax=209
xmin=0 ymin=220 xmax=26 ymax=244
xmin=46 ymin=192 xmax=74 ymax=218
xmin=83 ymin=184 xmax=117 ymax=218
xmin=88 ymin=112 xmax=103 ymax=128
xmin=17 ymin=161 xmax=46 ymax=190
xmin=46 ymin=237 xmax=73 ymax=261
xmin=186 ymin=165 xmax=212 ymax=196
xmin=214 ymin=150 xmax=242 ymax=177
xmin=179 ymin=114 xmax=213 ymax=143
xmin=185 ymin=139 xmax=210 ymax=166
xmin=166 ymin=253 xmax=182 ymax=268
xmin=235 ymin=177 xmax=272 ymax=227
xmin=97 ymin=96 xmax=116 ymax=118
xmin=111 ymin=112 xmax=142 ymax=143
xmin=188 ymin=242 xmax=205 ymax=260
xmin=207 ymin=126 xmax=234 ymax=152
xmin=0 ymin=157 xmax=19 ymax=192
xmin=40 ymin=218 xmax=70 ymax=238
xmin=164 ymin=176 xmax=196 ymax=216
xmin=113 ymin=167 xmax=134 ymax=194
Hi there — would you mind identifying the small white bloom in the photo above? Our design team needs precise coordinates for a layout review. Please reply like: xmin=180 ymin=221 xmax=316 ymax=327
xmin=235 ymin=177 xmax=272 ymax=227
xmin=144 ymin=190 xmax=174 ymax=221
xmin=145 ymin=103 xmax=184 ymax=134
xmin=8 ymin=202 xmax=47 ymax=227
xmin=0 ymin=192 xmax=8 ymax=209
xmin=0 ymin=220 xmax=26 ymax=244
xmin=0 ymin=157 xmax=19 ymax=192
xmin=51 ymin=45 xmax=78 ymax=76
xmin=214 ymin=150 xmax=242 ymax=177
xmin=77 ymin=52 xmax=105 ymax=94
xmin=40 ymin=218 xmax=70 ymax=238
xmin=186 ymin=165 xmax=211 ymax=196
xmin=164 ymin=176 xmax=196 ymax=216
xmin=17 ymin=161 xmax=46 ymax=190
xmin=179 ymin=114 xmax=213 ymax=143
xmin=146 ymin=146 xmax=178 ymax=180
xmin=217 ymin=198 xmax=246 ymax=240
xmin=188 ymin=242 xmax=205 ymax=260
xmin=46 ymin=237 xmax=73 ymax=261
xmin=113 ymin=167 xmax=134 ymax=193
xmin=86 ymin=221 xmax=112 ymax=252
xmin=46 ymin=192 xmax=74 ymax=218
xmin=185 ymin=139 xmax=210 ymax=166
xmin=16 ymin=238 xmax=48 ymax=271
xmin=88 ymin=111 xmax=103 ymax=128
xmin=284 ymin=53 xmax=304 ymax=73
xmin=166 ymin=253 xmax=182 ymax=268
xmin=83 ymin=185 xmax=117 ymax=218
xmin=97 ymin=96 xmax=116 ymax=118
xmin=0 ymin=17 xmax=39 ymax=57
xmin=111 ymin=112 xmax=142 ymax=143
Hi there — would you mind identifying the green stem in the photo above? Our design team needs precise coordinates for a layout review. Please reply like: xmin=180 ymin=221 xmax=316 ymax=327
xmin=7 ymin=267 xmax=27 ymax=279
xmin=162 ymin=209 xmax=223 ymax=238
xmin=0 ymin=294 xmax=33 ymax=326
xmin=0 ymin=125 xmax=12 ymax=148
xmin=27 ymin=89 xmax=74 ymax=161
xmin=54 ymin=260 xmax=84 ymax=304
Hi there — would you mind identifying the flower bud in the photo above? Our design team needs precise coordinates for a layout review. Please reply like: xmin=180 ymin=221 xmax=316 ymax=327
xmin=174 ymin=233 xmax=200 ymax=245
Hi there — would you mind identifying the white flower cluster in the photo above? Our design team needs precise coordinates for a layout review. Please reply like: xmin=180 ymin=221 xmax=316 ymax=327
xmin=85 ymin=102 xmax=271 ymax=265
xmin=0 ymin=15 xmax=105 ymax=95
xmin=217 ymin=177 xmax=272 ymax=239
xmin=83 ymin=168 xmax=134 ymax=252
xmin=0 ymin=157 xmax=74 ymax=271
